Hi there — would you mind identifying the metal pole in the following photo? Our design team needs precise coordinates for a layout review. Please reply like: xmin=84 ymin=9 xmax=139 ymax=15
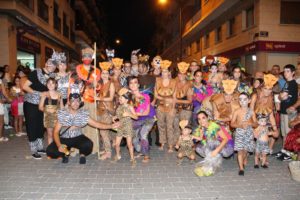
xmin=179 ymin=6 xmax=182 ymax=61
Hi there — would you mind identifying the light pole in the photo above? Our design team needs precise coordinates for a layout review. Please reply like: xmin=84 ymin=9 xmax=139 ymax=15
xmin=158 ymin=0 xmax=184 ymax=61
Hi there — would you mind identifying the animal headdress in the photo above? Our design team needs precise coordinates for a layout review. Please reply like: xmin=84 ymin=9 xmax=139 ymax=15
xmin=179 ymin=120 xmax=192 ymax=130
xmin=99 ymin=62 xmax=112 ymax=71
xmin=81 ymin=48 xmax=94 ymax=58
xmin=138 ymin=55 xmax=150 ymax=63
xmin=118 ymin=88 xmax=129 ymax=96
xmin=222 ymin=79 xmax=238 ymax=94
xmin=263 ymin=74 xmax=278 ymax=89
xmin=177 ymin=62 xmax=190 ymax=74
xmin=131 ymin=49 xmax=140 ymax=56
xmin=112 ymin=58 xmax=123 ymax=69
xmin=160 ymin=60 xmax=172 ymax=70
xmin=151 ymin=55 xmax=162 ymax=68
xmin=106 ymin=49 xmax=115 ymax=59
xmin=218 ymin=57 xmax=229 ymax=65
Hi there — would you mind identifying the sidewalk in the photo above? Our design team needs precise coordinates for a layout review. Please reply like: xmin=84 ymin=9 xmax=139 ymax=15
xmin=0 ymin=131 xmax=299 ymax=200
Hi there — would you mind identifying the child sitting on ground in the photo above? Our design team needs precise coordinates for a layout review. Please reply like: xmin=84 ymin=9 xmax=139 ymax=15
xmin=175 ymin=120 xmax=201 ymax=165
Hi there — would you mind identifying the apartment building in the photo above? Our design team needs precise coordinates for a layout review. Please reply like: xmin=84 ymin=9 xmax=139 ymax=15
xmin=0 ymin=0 xmax=105 ymax=72
xmin=159 ymin=0 xmax=300 ymax=74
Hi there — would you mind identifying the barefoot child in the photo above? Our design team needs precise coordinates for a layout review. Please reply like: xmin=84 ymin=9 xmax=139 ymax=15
xmin=254 ymin=112 xmax=272 ymax=168
xmin=231 ymin=92 xmax=257 ymax=176
xmin=175 ymin=120 xmax=201 ymax=165
xmin=113 ymin=88 xmax=138 ymax=166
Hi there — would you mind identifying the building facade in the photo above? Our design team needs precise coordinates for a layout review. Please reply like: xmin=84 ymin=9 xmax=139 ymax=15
xmin=158 ymin=0 xmax=300 ymax=74
xmin=0 ymin=0 xmax=105 ymax=72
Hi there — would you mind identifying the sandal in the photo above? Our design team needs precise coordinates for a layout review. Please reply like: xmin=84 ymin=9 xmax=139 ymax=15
xmin=99 ymin=152 xmax=111 ymax=160
xmin=142 ymin=156 xmax=150 ymax=163
xmin=130 ymin=159 xmax=137 ymax=167
xmin=111 ymin=155 xmax=121 ymax=163
xmin=177 ymin=159 xmax=183 ymax=166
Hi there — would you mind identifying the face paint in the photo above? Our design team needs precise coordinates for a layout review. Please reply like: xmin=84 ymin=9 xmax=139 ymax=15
xmin=258 ymin=118 xmax=267 ymax=126
xmin=239 ymin=95 xmax=249 ymax=107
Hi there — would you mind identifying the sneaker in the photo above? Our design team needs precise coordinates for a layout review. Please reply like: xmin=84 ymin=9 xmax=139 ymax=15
xmin=62 ymin=156 xmax=69 ymax=164
xmin=79 ymin=156 xmax=86 ymax=164
xmin=4 ymin=125 xmax=13 ymax=129
xmin=15 ymin=132 xmax=22 ymax=137
xmin=37 ymin=150 xmax=46 ymax=155
xmin=238 ymin=170 xmax=244 ymax=176
xmin=254 ymin=165 xmax=259 ymax=169
xmin=32 ymin=153 xmax=42 ymax=160
xmin=261 ymin=164 xmax=268 ymax=168
xmin=283 ymin=155 xmax=292 ymax=161
xmin=20 ymin=132 xmax=27 ymax=136
xmin=0 ymin=137 xmax=9 ymax=142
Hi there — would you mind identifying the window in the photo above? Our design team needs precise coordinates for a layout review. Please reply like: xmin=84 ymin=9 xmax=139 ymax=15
xmin=38 ymin=0 xmax=48 ymax=23
xmin=63 ymin=13 xmax=69 ymax=38
xmin=204 ymin=34 xmax=209 ymax=49
xmin=19 ymin=0 xmax=34 ymax=11
xmin=228 ymin=17 xmax=235 ymax=36
xmin=196 ymin=39 xmax=201 ymax=52
xmin=54 ymin=2 xmax=61 ymax=32
xmin=280 ymin=1 xmax=300 ymax=24
xmin=70 ymin=20 xmax=75 ymax=42
xmin=215 ymin=26 xmax=222 ymax=43
xmin=246 ymin=6 xmax=254 ymax=28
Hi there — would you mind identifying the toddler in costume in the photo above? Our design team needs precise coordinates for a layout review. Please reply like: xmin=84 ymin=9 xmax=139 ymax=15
xmin=254 ymin=110 xmax=273 ymax=168
xmin=175 ymin=120 xmax=201 ymax=165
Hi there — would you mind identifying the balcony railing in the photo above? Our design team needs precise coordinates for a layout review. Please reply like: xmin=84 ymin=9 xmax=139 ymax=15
xmin=184 ymin=9 xmax=201 ymax=34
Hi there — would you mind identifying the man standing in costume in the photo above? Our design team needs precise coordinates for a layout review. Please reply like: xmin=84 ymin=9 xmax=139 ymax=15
xmin=70 ymin=47 xmax=101 ymax=155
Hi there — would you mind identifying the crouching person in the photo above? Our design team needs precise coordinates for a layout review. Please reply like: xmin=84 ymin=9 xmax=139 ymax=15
xmin=46 ymin=92 xmax=119 ymax=164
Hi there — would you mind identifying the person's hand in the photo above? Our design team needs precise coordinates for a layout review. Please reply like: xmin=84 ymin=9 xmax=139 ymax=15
xmin=175 ymin=145 xmax=179 ymax=150
xmin=40 ymin=91 xmax=49 ymax=98
xmin=287 ymin=106 xmax=296 ymax=112
xmin=123 ymin=111 xmax=130 ymax=117
xmin=296 ymin=138 xmax=300 ymax=144
xmin=210 ymin=150 xmax=218 ymax=157
xmin=112 ymin=121 xmax=120 ymax=129
xmin=58 ymin=144 xmax=66 ymax=153
xmin=280 ymin=92 xmax=289 ymax=101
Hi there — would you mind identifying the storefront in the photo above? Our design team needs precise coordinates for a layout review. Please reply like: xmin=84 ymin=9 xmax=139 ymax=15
xmin=17 ymin=34 xmax=41 ymax=70
xmin=218 ymin=40 xmax=300 ymax=73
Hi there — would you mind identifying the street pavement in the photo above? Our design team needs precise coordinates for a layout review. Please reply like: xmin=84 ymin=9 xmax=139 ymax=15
xmin=0 ymin=130 xmax=299 ymax=200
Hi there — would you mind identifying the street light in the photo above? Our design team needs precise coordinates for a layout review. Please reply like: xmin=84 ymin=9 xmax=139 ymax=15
xmin=115 ymin=39 xmax=121 ymax=44
xmin=158 ymin=0 xmax=168 ymax=5
xmin=158 ymin=0 xmax=183 ymax=61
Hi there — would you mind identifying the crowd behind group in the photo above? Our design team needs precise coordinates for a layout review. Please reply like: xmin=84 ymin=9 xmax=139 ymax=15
xmin=0 ymin=47 xmax=300 ymax=176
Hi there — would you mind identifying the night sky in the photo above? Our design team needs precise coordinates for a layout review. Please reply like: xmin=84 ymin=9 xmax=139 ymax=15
xmin=101 ymin=0 xmax=159 ymax=60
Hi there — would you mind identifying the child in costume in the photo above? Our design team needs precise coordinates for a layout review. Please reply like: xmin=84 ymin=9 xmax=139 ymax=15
xmin=113 ymin=88 xmax=138 ymax=166
xmin=39 ymin=78 xmax=63 ymax=145
xmin=10 ymin=76 xmax=25 ymax=137
xmin=254 ymin=111 xmax=272 ymax=168
xmin=231 ymin=92 xmax=257 ymax=176
xmin=175 ymin=120 xmax=201 ymax=165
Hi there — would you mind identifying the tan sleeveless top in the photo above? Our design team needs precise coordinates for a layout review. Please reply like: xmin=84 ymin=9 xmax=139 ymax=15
xmin=155 ymin=77 xmax=176 ymax=112
xmin=97 ymin=81 xmax=114 ymax=115
xmin=211 ymin=92 xmax=240 ymax=119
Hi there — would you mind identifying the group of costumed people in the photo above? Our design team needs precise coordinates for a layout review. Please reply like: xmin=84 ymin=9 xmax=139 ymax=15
xmin=19 ymin=46 xmax=300 ymax=176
